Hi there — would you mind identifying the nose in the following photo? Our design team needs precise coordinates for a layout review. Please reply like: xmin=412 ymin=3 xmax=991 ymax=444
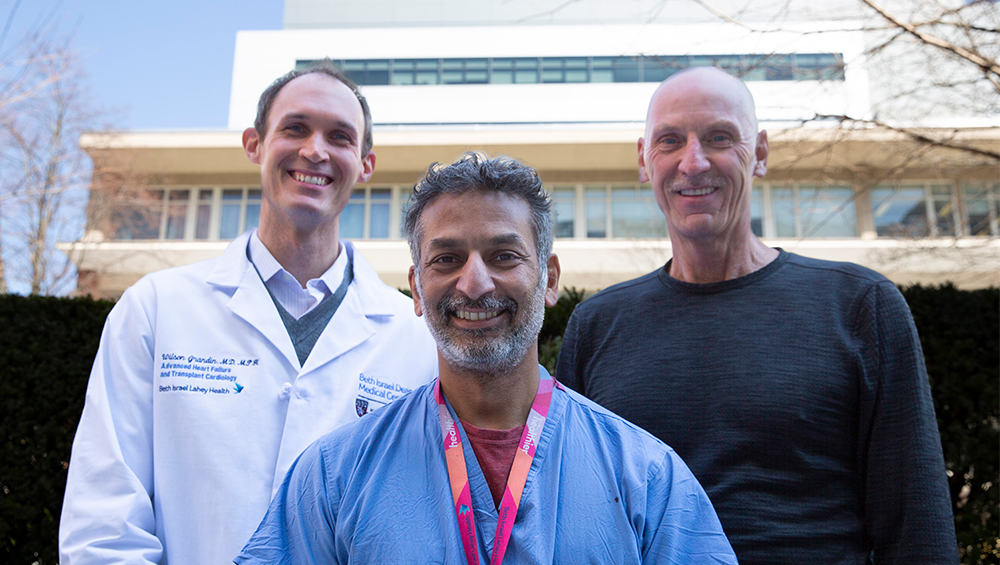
xmin=300 ymin=133 xmax=330 ymax=163
xmin=678 ymin=137 xmax=710 ymax=176
xmin=455 ymin=254 xmax=496 ymax=300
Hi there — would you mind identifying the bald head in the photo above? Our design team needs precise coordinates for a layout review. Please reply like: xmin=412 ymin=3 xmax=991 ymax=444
xmin=645 ymin=67 xmax=759 ymax=139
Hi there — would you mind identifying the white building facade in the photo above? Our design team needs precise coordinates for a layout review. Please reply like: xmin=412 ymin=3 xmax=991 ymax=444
xmin=67 ymin=0 xmax=1000 ymax=297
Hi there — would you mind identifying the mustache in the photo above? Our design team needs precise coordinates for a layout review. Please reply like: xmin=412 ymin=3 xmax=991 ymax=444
xmin=670 ymin=174 xmax=728 ymax=191
xmin=437 ymin=294 xmax=518 ymax=318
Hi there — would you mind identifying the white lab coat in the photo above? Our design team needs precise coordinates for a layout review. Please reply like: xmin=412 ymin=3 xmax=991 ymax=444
xmin=59 ymin=231 xmax=439 ymax=565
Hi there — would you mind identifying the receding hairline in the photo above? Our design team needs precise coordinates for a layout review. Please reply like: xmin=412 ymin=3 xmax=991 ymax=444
xmin=645 ymin=67 xmax=759 ymax=134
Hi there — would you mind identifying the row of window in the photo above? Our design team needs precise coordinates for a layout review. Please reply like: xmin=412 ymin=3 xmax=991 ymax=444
xmin=110 ymin=182 xmax=1000 ymax=243
xmin=296 ymin=53 xmax=845 ymax=86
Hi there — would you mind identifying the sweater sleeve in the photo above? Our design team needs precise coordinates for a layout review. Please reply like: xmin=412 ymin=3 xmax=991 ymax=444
xmin=854 ymin=281 xmax=957 ymax=564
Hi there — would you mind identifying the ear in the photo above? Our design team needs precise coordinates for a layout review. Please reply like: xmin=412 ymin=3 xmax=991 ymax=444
xmin=408 ymin=265 xmax=423 ymax=317
xmin=358 ymin=150 xmax=376 ymax=184
xmin=544 ymin=254 xmax=561 ymax=308
xmin=753 ymin=130 xmax=768 ymax=178
xmin=637 ymin=137 xmax=650 ymax=183
xmin=242 ymin=128 xmax=262 ymax=165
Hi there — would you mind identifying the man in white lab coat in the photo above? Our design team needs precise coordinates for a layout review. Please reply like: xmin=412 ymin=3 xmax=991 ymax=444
xmin=59 ymin=63 xmax=438 ymax=565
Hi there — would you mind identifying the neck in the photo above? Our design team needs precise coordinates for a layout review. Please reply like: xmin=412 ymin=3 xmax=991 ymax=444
xmin=437 ymin=347 xmax=541 ymax=431
xmin=667 ymin=229 xmax=778 ymax=284
xmin=257 ymin=214 xmax=340 ymax=287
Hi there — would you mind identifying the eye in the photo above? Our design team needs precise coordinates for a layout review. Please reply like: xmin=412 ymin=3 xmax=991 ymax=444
xmin=427 ymin=254 xmax=462 ymax=269
xmin=493 ymin=251 xmax=526 ymax=265
xmin=285 ymin=123 xmax=307 ymax=134
xmin=706 ymin=133 xmax=734 ymax=146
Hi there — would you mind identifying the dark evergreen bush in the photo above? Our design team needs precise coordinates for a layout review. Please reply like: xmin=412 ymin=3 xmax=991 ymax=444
xmin=0 ymin=295 xmax=114 ymax=565
xmin=1 ymin=284 xmax=996 ymax=564
xmin=901 ymin=284 xmax=999 ymax=564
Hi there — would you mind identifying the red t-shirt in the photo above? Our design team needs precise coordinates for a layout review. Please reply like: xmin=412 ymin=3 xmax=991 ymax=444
xmin=462 ymin=421 xmax=525 ymax=508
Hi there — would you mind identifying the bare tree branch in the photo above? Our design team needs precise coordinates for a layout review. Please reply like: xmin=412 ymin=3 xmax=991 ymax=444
xmin=860 ymin=0 xmax=1000 ymax=92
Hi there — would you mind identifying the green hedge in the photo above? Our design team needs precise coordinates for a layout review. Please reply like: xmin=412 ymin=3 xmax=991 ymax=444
xmin=1 ymin=285 xmax=996 ymax=564
xmin=0 ymin=295 xmax=114 ymax=564
xmin=900 ymin=285 xmax=999 ymax=564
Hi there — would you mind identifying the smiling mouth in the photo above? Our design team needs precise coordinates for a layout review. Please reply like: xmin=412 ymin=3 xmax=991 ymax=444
xmin=455 ymin=309 xmax=502 ymax=322
xmin=677 ymin=187 xmax=717 ymax=197
xmin=292 ymin=172 xmax=332 ymax=186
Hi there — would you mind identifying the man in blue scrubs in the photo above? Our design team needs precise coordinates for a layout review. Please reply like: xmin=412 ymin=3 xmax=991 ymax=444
xmin=236 ymin=152 xmax=737 ymax=565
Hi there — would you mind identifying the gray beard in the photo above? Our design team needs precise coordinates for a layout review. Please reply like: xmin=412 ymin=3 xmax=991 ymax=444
xmin=420 ymin=272 xmax=546 ymax=378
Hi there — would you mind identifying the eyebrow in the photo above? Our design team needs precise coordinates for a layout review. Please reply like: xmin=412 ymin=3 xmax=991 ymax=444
xmin=279 ymin=113 xmax=359 ymax=135
xmin=425 ymin=233 xmax=528 ymax=251
xmin=651 ymin=119 xmax=742 ymax=138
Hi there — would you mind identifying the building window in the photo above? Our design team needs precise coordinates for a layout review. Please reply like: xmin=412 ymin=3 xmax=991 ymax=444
xmin=340 ymin=186 xmax=403 ymax=240
xmin=751 ymin=183 xmax=858 ymax=238
xmin=552 ymin=186 xmax=575 ymax=238
xmin=296 ymin=53 xmax=845 ymax=86
xmin=550 ymin=183 xmax=666 ymax=239
xmin=109 ymin=187 xmax=261 ymax=241
xmin=111 ymin=190 xmax=163 ymax=241
xmin=610 ymin=184 xmax=668 ymax=238
xmin=962 ymin=183 xmax=1000 ymax=236
xmin=870 ymin=183 xmax=961 ymax=238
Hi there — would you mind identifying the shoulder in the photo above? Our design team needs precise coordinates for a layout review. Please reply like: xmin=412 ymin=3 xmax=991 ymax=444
xmin=780 ymin=251 xmax=890 ymax=288
xmin=569 ymin=269 xmax=663 ymax=320
xmin=558 ymin=386 xmax=671 ymax=463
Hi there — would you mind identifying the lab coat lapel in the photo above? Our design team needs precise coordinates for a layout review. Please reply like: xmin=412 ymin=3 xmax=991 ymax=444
xmin=299 ymin=286 xmax=373 ymax=374
xmin=299 ymin=244 xmax=395 ymax=374
xmin=207 ymin=232 xmax=300 ymax=371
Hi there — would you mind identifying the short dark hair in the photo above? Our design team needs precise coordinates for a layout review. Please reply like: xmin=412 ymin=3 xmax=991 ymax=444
xmin=404 ymin=152 xmax=553 ymax=272
xmin=253 ymin=60 xmax=374 ymax=157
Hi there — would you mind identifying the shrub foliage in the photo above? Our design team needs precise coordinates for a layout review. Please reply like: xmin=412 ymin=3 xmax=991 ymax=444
xmin=0 ymin=295 xmax=114 ymax=565
xmin=0 ymin=285 xmax=995 ymax=563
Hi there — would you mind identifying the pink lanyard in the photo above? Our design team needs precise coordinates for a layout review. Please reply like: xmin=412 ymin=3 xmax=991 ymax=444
xmin=434 ymin=373 xmax=562 ymax=565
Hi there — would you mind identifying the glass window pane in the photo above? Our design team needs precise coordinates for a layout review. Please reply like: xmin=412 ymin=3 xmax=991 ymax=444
xmin=764 ymin=54 xmax=793 ymax=80
xmin=340 ymin=199 xmax=364 ymax=239
xmin=416 ymin=71 xmax=438 ymax=85
xmin=611 ymin=201 xmax=665 ymax=238
xmin=369 ymin=204 xmax=389 ymax=238
xmin=797 ymin=186 xmax=857 ymax=237
xmin=195 ymin=189 xmax=212 ymax=240
xmin=391 ymin=72 xmax=415 ymax=85
xmin=963 ymin=184 xmax=998 ymax=236
xmin=871 ymin=186 xmax=929 ymax=237
xmin=541 ymin=70 xmax=563 ymax=83
xmin=245 ymin=204 xmax=260 ymax=231
xmin=514 ymin=69 xmax=538 ymax=83
xmin=613 ymin=57 xmax=640 ymax=82
xmin=113 ymin=190 xmax=162 ymax=240
xmin=553 ymin=186 xmax=575 ymax=238
xmin=586 ymin=187 xmax=606 ymax=238
xmin=772 ymin=188 xmax=796 ymax=237
xmin=750 ymin=187 xmax=764 ymax=237
xmin=465 ymin=70 xmax=488 ymax=84
xmin=930 ymin=184 xmax=955 ymax=236
xmin=165 ymin=190 xmax=189 ymax=240
xmin=219 ymin=189 xmax=243 ymax=239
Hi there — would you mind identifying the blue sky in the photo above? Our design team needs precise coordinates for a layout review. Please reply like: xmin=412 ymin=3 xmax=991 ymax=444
xmin=5 ymin=0 xmax=284 ymax=130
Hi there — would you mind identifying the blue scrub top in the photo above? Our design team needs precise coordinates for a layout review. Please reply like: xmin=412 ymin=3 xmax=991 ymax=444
xmin=237 ymin=368 xmax=737 ymax=565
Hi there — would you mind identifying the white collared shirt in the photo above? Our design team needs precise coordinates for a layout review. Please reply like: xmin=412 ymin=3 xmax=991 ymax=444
xmin=248 ymin=230 xmax=347 ymax=320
